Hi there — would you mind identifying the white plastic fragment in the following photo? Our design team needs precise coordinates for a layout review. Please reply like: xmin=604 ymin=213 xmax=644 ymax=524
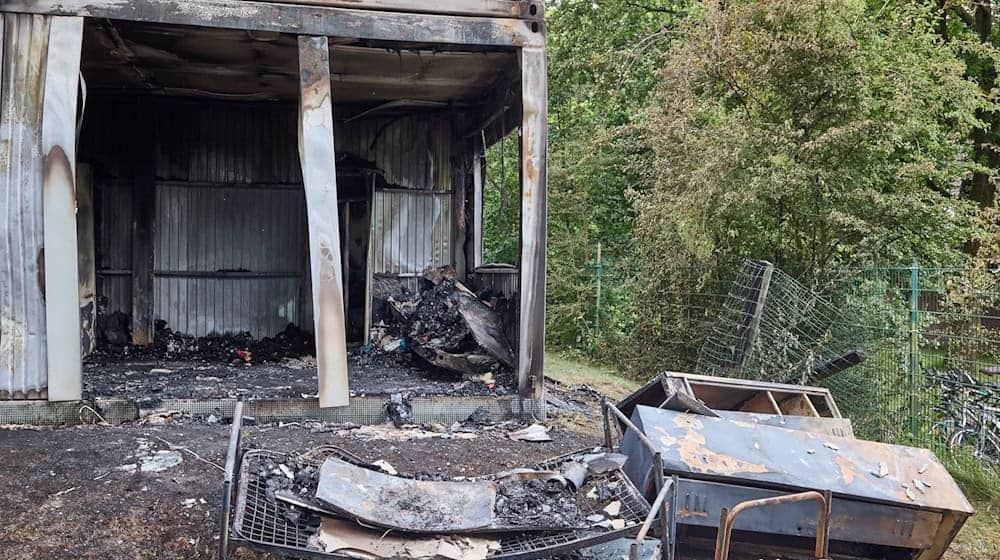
xmin=603 ymin=501 xmax=621 ymax=516
xmin=373 ymin=460 xmax=398 ymax=475
xmin=507 ymin=423 xmax=553 ymax=442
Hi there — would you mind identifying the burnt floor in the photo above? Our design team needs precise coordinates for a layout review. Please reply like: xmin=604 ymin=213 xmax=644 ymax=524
xmin=0 ymin=420 xmax=597 ymax=560
xmin=83 ymin=353 xmax=515 ymax=402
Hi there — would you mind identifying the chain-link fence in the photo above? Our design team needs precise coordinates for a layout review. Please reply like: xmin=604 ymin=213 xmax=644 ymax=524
xmin=582 ymin=256 xmax=1000 ymax=465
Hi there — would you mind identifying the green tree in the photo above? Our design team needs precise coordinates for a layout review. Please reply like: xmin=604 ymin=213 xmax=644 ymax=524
xmin=624 ymin=0 xmax=986 ymax=372
xmin=634 ymin=0 xmax=983 ymax=277
xmin=545 ymin=0 xmax=687 ymax=352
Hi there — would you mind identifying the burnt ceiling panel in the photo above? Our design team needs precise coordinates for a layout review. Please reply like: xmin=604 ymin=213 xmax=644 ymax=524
xmin=81 ymin=19 xmax=515 ymax=103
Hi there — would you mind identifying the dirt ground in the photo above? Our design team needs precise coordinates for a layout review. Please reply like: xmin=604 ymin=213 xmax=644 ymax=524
xmin=1 ymin=358 xmax=995 ymax=560
xmin=0 ymin=419 xmax=598 ymax=560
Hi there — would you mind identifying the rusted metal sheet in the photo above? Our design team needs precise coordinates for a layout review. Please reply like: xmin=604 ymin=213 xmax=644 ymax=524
xmin=518 ymin=45 xmax=547 ymax=398
xmin=625 ymin=406 xmax=973 ymax=514
xmin=315 ymin=456 xmax=497 ymax=532
xmin=42 ymin=15 xmax=84 ymax=401
xmin=0 ymin=14 xmax=51 ymax=400
xmin=298 ymin=35 xmax=349 ymax=408
xmin=674 ymin=478 xmax=942 ymax=550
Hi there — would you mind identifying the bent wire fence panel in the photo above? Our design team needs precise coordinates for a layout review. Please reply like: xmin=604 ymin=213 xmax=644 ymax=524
xmin=586 ymin=257 xmax=1000 ymax=466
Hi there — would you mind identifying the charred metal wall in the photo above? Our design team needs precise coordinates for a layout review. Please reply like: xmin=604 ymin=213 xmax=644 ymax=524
xmin=82 ymin=97 xmax=459 ymax=340
xmin=152 ymin=101 xmax=304 ymax=337
xmin=0 ymin=14 xmax=51 ymax=399
xmin=153 ymin=183 xmax=305 ymax=337
xmin=371 ymin=189 xmax=453 ymax=275
xmin=336 ymin=113 xmax=452 ymax=192
xmin=83 ymin=98 xmax=305 ymax=338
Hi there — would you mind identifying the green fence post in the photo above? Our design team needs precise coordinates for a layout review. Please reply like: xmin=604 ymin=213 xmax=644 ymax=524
xmin=595 ymin=242 xmax=603 ymax=337
xmin=908 ymin=262 xmax=920 ymax=442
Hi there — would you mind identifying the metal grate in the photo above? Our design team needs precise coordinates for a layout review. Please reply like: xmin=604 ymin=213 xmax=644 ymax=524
xmin=231 ymin=447 xmax=650 ymax=560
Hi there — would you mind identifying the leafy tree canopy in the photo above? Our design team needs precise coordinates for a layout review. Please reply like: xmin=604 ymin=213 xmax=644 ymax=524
xmin=632 ymin=0 xmax=985 ymax=281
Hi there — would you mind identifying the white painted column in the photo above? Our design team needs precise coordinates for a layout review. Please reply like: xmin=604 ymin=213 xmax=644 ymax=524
xmin=298 ymin=35 xmax=350 ymax=407
xmin=42 ymin=16 xmax=84 ymax=401
xmin=517 ymin=45 xmax=547 ymax=398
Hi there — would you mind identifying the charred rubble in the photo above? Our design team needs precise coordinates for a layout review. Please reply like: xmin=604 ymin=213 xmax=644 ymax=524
xmin=250 ymin=446 xmax=643 ymax=560
xmin=372 ymin=269 xmax=518 ymax=389
xmin=94 ymin=313 xmax=315 ymax=365
xmin=89 ymin=268 xmax=517 ymax=393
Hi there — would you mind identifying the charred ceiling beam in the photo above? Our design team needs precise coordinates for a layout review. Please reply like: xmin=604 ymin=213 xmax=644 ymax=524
xmin=248 ymin=0 xmax=543 ymax=19
xmin=2 ymin=0 xmax=545 ymax=48
xmin=97 ymin=18 xmax=158 ymax=90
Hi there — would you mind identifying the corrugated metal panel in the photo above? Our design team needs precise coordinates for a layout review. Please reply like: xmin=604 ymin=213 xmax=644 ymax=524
xmin=336 ymin=114 xmax=452 ymax=191
xmin=470 ymin=267 xmax=520 ymax=299
xmin=371 ymin=189 xmax=453 ymax=275
xmin=95 ymin=181 xmax=132 ymax=314
xmin=156 ymin=100 xmax=302 ymax=185
xmin=82 ymin=98 xmax=456 ymax=341
xmin=0 ymin=14 xmax=51 ymax=399
xmin=153 ymin=183 xmax=305 ymax=337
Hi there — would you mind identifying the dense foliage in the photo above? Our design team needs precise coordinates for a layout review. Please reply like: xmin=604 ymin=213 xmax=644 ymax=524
xmin=538 ymin=0 xmax=998 ymax=373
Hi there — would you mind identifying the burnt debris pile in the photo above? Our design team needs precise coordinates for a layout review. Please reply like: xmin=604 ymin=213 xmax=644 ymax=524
xmin=375 ymin=270 xmax=516 ymax=387
xmin=93 ymin=316 xmax=315 ymax=365
xmin=245 ymin=447 xmax=646 ymax=560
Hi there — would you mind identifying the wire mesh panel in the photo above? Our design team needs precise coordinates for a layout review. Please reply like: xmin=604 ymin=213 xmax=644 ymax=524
xmin=696 ymin=260 xmax=872 ymax=385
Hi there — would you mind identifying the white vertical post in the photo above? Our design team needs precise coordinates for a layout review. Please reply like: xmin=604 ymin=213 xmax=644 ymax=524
xmin=517 ymin=45 xmax=547 ymax=398
xmin=42 ymin=16 xmax=84 ymax=401
xmin=473 ymin=146 xmax=484 ymax=268
xmin=298 ymin=35 xmax=349 ymax=407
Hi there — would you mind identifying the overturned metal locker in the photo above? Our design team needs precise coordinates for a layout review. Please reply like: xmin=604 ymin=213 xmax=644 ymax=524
xmin=620 ymin=405 xmax=973 ymax=560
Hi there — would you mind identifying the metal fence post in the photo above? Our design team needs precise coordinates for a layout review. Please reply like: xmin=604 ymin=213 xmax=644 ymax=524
xmin=908 ymin=262 xmax=920 ymax=441
xmin=595 ymin=242 xmax=603 ymax=337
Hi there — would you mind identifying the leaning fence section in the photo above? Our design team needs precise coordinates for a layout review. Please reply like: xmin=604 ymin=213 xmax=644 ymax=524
xmin=583 ymin=258 xmax=1000 ymax=466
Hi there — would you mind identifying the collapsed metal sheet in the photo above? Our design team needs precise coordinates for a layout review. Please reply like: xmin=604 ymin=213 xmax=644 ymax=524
xmin=625 ymin=406 xmax=973 ymax=514
xmin=315 ymin=457 xmax=497 ymax=532
xmin=454 ymin=282 xmax=515 ymax=368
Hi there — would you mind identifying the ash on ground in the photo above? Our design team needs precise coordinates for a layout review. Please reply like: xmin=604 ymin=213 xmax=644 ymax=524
xmin=494 ymin=478 xmax=587 ymax=529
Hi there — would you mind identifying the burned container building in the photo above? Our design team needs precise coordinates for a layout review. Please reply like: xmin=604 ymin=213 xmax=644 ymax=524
xmin=0 ymin=1 xmax=548 ymax=422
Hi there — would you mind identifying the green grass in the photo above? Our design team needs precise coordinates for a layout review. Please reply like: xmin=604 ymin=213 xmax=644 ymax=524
xmin=942 ymin=500 xmax=1000 ymax=560
xmin=945 ymin=450 xmax=1000 ymax=503
xmin=544 ymin=352 xmax=641 ymax=400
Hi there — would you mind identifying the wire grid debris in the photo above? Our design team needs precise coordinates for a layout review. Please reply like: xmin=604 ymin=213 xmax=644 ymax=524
xmin=232 ymin=446 xmax=650 ymax=560
xmin=696 ymin=260 xmax=869 ymax=385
